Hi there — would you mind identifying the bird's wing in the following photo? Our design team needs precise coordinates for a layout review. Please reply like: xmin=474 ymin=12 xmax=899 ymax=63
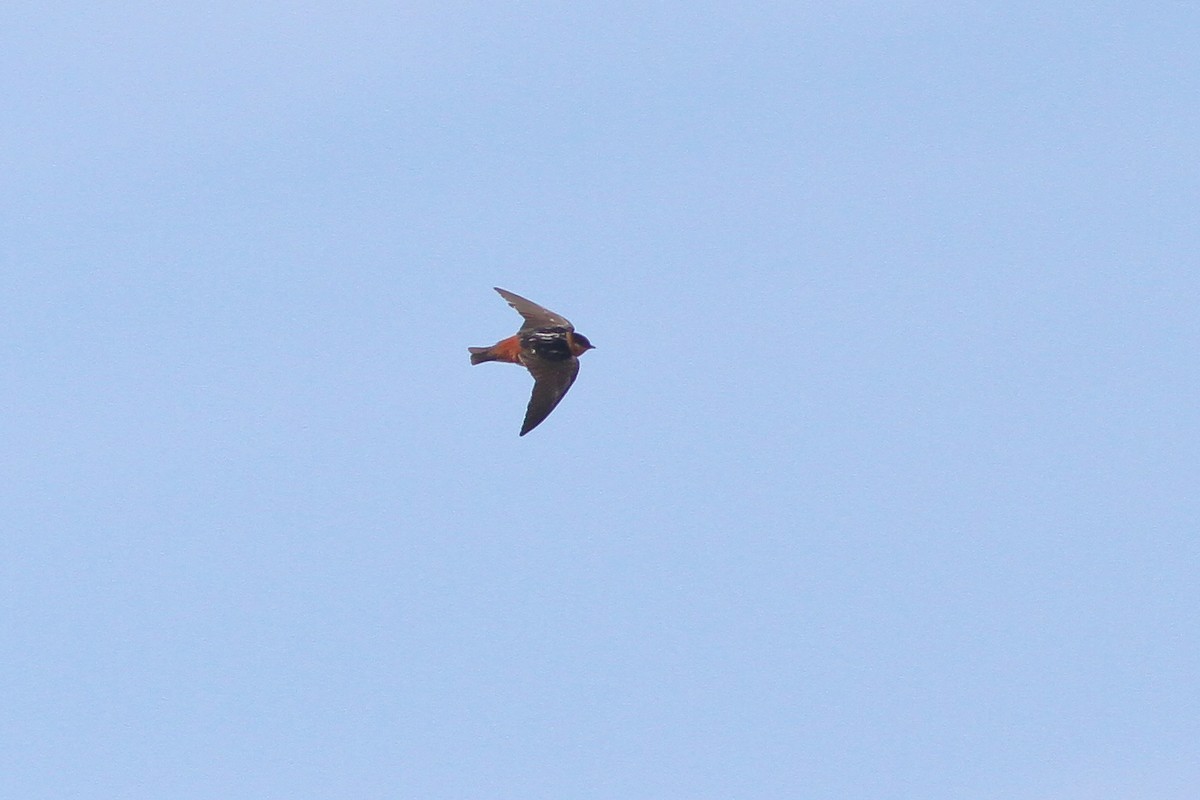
xmin=494 ymin=287 xmax=573 ymax=333
xmin=520 ymin=357 xmax=581 ymax=436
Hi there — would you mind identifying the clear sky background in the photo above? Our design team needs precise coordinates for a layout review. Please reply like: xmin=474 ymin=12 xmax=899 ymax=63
xmin=3 ymin=3 xmax=1198 ymax=799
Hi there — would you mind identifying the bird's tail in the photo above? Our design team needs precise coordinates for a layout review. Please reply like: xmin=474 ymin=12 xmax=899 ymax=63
xmin=468 ymin=346 xmax=495 ymax=365
xmin=469 ymin=335 xmax=522 ymax=365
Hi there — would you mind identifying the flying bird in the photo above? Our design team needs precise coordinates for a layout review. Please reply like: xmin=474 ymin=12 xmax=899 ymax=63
xmin=468 ymin=287 xmax=595 ymax=436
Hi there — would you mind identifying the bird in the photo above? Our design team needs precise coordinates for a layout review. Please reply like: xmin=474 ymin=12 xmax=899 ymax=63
xmin=468 ymin=287 xmax=595 ymax=436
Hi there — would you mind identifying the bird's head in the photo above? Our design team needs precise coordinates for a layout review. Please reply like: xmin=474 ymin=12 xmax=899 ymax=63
xmin=570 ymin=332 xmax=595 ymax=355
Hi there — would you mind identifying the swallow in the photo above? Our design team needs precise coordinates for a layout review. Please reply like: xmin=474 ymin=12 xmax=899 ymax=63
xmin=468 ymin=287 xmax=595 ymax=436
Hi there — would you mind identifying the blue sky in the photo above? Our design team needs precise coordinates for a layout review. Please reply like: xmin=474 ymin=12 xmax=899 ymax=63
xmin=3 ymin=3 xmax=1198 ymax=798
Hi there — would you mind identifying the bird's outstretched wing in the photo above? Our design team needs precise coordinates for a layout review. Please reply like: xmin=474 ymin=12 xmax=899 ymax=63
xmin=520 ymin=357 xmax=580 ymax=436
xmin=494 ymin=287 xmax=574 ymax=333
